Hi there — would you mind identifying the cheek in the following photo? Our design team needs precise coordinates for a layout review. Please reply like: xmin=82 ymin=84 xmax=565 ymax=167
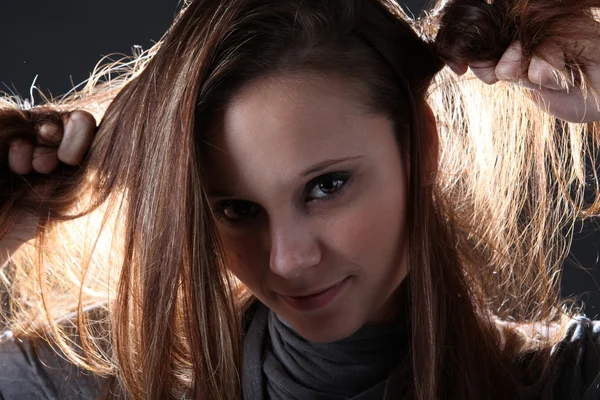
xmin=324 ymin=183 xmax=407 ymax=272
xmin=219 ymin=231 xmax=267 ymax=289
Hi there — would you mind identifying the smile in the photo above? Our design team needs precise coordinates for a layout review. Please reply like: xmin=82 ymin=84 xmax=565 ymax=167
xmin=279 ymin=277 xmax=351 ymax=312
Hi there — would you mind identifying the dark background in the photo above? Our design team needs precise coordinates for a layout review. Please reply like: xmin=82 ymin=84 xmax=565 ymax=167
xmin=2 ymin=0 xmax=599 ymax=316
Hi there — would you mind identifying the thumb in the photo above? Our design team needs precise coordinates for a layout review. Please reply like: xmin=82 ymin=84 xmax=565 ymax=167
xmin=531 ymin=87 xmax=600 ymax=123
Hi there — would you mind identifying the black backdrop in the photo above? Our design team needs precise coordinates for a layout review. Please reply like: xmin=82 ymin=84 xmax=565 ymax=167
xmin=2 ymin=0 xmax=600 ymax=316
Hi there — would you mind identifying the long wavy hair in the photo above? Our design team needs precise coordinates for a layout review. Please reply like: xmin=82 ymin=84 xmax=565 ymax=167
xmin=1 ymin=0 xmax=600 ymax=398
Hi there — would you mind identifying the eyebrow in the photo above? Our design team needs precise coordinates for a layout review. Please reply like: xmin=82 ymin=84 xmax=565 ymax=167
xmin=300 ymin=155 xmax=363 ymax=177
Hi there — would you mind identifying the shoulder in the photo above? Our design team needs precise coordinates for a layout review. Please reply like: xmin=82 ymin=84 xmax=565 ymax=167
xmin=0 ymin=331 xmax=109 ymax=400
xmin=546 ymin=316 xmax=600 ymax=400
xmin=519 ymin=316 xmax=600 ymax=400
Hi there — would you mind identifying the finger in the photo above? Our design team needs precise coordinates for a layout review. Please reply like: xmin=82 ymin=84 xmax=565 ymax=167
xmin=529 ymin=88 xmax=600 ymax=123
xmin=469 ymin=61 xmax=498 ymax=85
xmin=8 ymin=139 xmax=34 ymax=175
xmin=496 ymin=41 xmax=524 ymax=82
xmin=57 ymin=110 xmax=96 ymax=166
xmin=446 ymin=60 xmax=468 ymax=76
xmin=36 ymin=121 xmax=63 ymax=147
xmin=529 ymin=56 xmax=564 ymax=91
xmin=32 ymin=146 xmax=59 ymax=174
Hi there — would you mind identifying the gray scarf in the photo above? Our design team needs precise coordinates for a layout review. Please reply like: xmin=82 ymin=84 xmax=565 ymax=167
xmin=243 ymin=301 xmax=410 ymax=399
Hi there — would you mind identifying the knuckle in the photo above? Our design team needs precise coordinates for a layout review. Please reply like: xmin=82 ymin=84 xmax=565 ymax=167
xmin=527 ymin=68 xmax=543 ymax=85
xmin=528 ymin=59 xmax=556 ymax=88
xmin=32 ymin=149 xmax=59 ymax=174
xmin=496 ymin=44 xmax=523 ymax=81
xmin=33 ymin=146 xmax=56 ymax=156
xmin=37 ymin=123 xmax=62 ymax=144
xmin=8 ymin=146 xmax=33 ymax=175
xmin=68 ymin=110 xmax=96 ymax=131
xmin=495 ymin=61 xmax=520 ymax=81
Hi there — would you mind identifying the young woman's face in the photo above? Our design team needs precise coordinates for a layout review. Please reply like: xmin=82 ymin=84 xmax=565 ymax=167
xmin=204 ymin=73 xmax=409 ymax=343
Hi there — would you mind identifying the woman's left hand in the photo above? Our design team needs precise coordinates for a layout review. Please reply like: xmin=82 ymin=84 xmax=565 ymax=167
xmin=447 ymin=42 xmax=600 ymax=123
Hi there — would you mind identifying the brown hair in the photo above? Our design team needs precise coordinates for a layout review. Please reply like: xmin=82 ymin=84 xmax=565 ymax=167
xmin=1 ymin=0 xmax=600 ymax=399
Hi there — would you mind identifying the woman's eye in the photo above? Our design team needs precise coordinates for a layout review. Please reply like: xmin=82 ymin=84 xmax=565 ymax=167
xmin=217 ymin=200 xmax=260 ymax=223
xmin=307 ymin=176 xmax=348 ymax=200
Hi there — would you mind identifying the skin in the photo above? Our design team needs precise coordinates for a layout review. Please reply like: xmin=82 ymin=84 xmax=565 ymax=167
xmin=449 ymin=41 xmax=600 ymax=123
xmin=8 ymin=110 xmax=96 ymax=175
xmin=204 ymin=73 xmax=411 ymax=343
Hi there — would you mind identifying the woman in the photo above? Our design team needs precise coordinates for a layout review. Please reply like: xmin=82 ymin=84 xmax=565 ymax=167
xmin=1 ymin=0 xmax=600 ymax=398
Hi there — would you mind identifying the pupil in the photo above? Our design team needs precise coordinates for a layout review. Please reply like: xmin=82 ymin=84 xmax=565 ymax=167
xmin=320 ymin=180 xmax=339 ymax=193
xmin=234 ymin=201 xmax=253 ymax=214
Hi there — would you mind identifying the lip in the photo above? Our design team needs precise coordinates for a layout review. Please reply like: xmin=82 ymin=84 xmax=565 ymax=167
xmin=278 ymin=277 xmax=350 ymax=312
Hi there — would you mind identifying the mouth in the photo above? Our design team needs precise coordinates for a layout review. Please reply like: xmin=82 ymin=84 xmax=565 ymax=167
xmin=278 ymin=276 xmax=351 ymax=312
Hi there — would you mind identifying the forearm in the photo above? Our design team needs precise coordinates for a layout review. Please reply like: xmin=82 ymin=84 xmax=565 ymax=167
xmin=0 ymin=216 xmax=37 ymax=269
xmin=0 ymin=237 xmax=27 ymax=269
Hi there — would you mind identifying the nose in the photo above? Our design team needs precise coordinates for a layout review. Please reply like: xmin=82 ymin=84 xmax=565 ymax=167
xmin=269 ymin=214 xmax=322 ymax=279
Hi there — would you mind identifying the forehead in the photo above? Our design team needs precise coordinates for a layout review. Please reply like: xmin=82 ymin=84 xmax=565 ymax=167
xmin=203 ymin=73 xmax=394 ymax=193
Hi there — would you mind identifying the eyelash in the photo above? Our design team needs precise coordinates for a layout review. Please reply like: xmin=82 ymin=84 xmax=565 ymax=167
xmin=305 ymin=172 xmax=352 ymax=203
xmin=212 ymin=200 xmax=259 ymax=227
xmin=212 ymin=172 xmax=353 ymax=227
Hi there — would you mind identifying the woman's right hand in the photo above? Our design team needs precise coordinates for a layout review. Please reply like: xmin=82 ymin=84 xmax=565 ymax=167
xmin=8 ymin=110 xmax=97 ymax=175
xmin=2 ymin=110 xmax=97 ymax=265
